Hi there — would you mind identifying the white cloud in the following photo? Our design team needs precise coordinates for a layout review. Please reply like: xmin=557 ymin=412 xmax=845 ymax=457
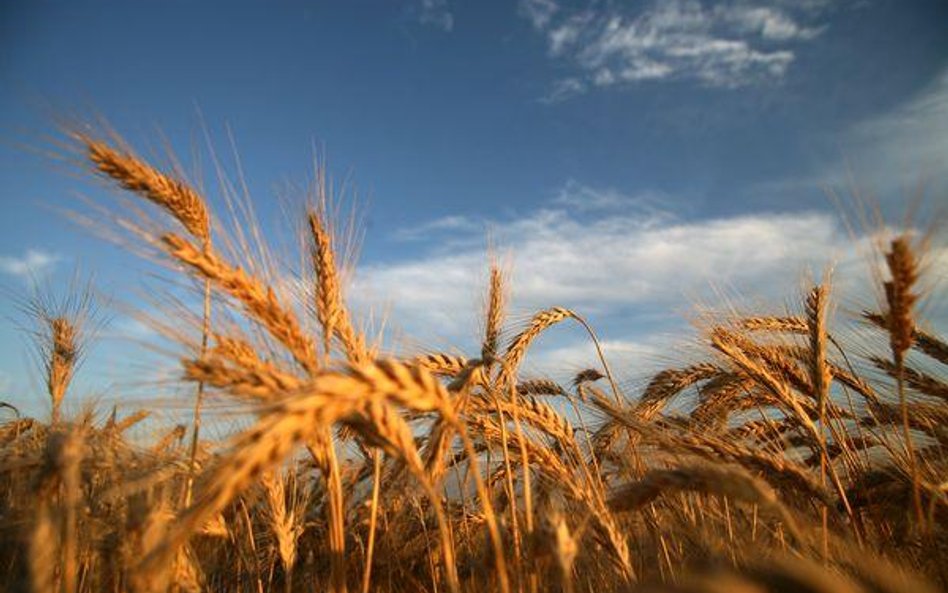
xmin=715 ymin=6 xmax=824 ymax=41
xmin=418 ymin=0 xmax=454 ymax=32
xmin=0 ymin=249 xmax=61 ymax=280
xmin=519 ymin=0 xmax=559 ymax=30
xmin=552 ymin=179 xmax=676 ymax=220
xmin=526 ymin=338 xmax=667 ymax=380
xmin=539 ymin=77 xmax=587 ymax=103
xmin=525 ymin=0 xmax=830 ymax=95
xmin=350 ymin=181 xmax=861 ymax=353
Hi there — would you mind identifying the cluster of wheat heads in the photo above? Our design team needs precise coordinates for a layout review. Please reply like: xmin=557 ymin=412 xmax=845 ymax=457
xmin=1 ymin=133 xmax=946 ymax=593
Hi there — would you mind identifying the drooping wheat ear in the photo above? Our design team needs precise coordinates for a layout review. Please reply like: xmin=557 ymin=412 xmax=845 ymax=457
xmin=739 ymin=315 xmax=808 ymax=333
xmin=141 ymin=360 xmax=452 ymax=571
xmin=309 ymin=210 xmax=365 ymax=364
xmin=863 ymin=311 xmax=948 ymax=366
xmin=914 ymin=328 xmax=948 ymax=366
xmin=689 ymin=372 xmax=755 ymax=429
xmin=110 ymin=409 xmax=151 ymax=434
xmin=82 ymin=137 xmax=210 ymax=241
xmin=634 ymin=363 xmax=719 ymax=421
xmin=710 ymin=328 xmax=821 ymax=442
xmin=182 ymin=356 xmax=303 ymax=400
xmin=502 ymin=307 xmax=575 ymax=385
xmin=482 ymin=265 xmax=506 ymax=365
xmin=516 ymin=378 xmax=567 ymax=397
xmin=497 ymin=306 xmax=576 ymax=576
xmin=47 ymin=317 xmax=76 ymax=424
xmin=412 ymin=353 xmax=469 ymax=377
xmin=869 ymin=357 xmax=948 ymax=401
xmin=711 ymin=327 xmax=854 ymax=515
xmin=83 ymin=131 xmax=218 ymax=510
xmin=473 ymin=396 xmax=575 ymax=446
xmin=607 ymin=463 xmax=789 ymax=520
xmin=162 ymin=233 xmax=318 ymax=374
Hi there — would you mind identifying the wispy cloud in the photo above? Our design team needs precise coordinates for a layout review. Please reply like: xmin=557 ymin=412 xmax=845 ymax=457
xmin=393 ymin=215 xmax=481 ymax=241
xmin=552 ymin=179 xmax=677 ymax=220
xmin=843 ymin=68 xmax=948 ymax=196
xmin=522 ymin=0 xmax=833 ymax=100
xmin=418 ymin=0 xmax=454 ymax=32
xmin=519 ymin=0 xmax=559 ymax=30
xmin=0 ymin=249 xmax=61 ymax=280
xmin=749 ymin=66 xmax=948 ymax=203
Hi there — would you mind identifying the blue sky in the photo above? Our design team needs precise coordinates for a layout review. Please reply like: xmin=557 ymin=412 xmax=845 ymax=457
xmin=1 ymin=0 xmax=947 ymax=417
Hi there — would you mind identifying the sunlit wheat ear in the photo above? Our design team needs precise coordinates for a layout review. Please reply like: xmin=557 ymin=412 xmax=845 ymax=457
xmin=739 ymin=315 xmax=809 ymax=333
xmin=46 ymin=318 xmax=76 ymax=424
xmin=502 ymin=306 xmax=575 ymax=385
xmin=634 ymin=363 xmax=719 ymax=421
xmin=182 ymin=355 xmax=303 ymax=400
xmin=474 ymin=396 xmax=574 ymax=446
xmin=516 ymin=378 xmax=568 ymax=397
xmin=81 ymin=136 xmax=210 ymax=241
xmin=805 ymin=284 xmax=832 ymax=418
xmin=880 ymin=234 xmax=926 ymax=526
xmin=161 ymin=232 xmax=319 ymax=374
xmin=482 ymin=264 xmax=507 ymax=365
xmin=862 ymin=311 xmax=948 ymax=366
xmin=308 ymin=209 xmax=366 ymax=364
xmin=261 ymin=471 xmax=302 ymax=582
xmin=140 ymin=361 xmax=455 ymax=575
xmin=883 ymin=236 xmax=919 ymax=368
xmin=709 ymin=329 xmax=820 ymax=441
xmin=412 ymin=352 xmax=469 ymax=377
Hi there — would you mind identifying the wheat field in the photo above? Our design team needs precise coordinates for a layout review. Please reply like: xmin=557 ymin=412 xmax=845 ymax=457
xmin=1 ymin=131 xmax=946 ymax=593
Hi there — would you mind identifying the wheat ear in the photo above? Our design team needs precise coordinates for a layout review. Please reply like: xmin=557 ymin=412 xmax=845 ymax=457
xmin=309 ymin=210 xmax=366 ymax=364
xmin=46 ymin=318 xmax=76 ymax=424
xmin=635 ymin=363 xmax=719 ymax=421
xmin=162 ymin=232 xmax=318 ymax=374
xmin=482 ymin=264 xmax=506 ymax=365
xmin=81 ymin=136 xmax=217 ymax=508
xmin=883 ymin=235 xmax=924 ymax=526
xmin=82 ymin=136 xmax=210 ymax=241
